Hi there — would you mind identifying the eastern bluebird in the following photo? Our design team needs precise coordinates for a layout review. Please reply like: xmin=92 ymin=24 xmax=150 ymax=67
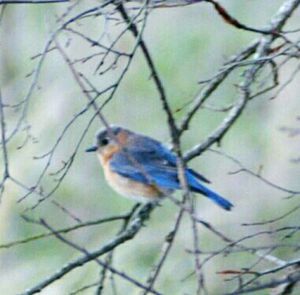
xmin=86 ymin=126 xmax=233 ymax=210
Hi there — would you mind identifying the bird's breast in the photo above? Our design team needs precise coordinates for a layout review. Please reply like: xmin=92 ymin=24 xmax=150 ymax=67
xmin=102 ymin=161 xmax=167 ymax=203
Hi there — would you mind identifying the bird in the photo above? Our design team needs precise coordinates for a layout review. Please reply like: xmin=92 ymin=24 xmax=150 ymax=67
xmin=85 ymin=126 xmax=233 ymax=211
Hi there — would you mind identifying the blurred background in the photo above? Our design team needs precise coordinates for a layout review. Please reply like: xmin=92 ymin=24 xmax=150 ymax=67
xmin=0 ymin=1 xmax=300 ymax=294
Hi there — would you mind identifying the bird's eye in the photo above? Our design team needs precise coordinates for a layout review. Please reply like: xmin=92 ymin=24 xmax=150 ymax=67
xmin=100 ymin=138 xmax=109 ymax=146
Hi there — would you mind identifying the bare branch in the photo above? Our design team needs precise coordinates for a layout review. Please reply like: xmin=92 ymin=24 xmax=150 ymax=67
xmin=22 ymin=203 xmax=156 ymax=295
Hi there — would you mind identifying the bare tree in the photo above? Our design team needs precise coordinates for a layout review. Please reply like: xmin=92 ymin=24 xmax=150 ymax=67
xmin=0 ymin=0 xmax=300 ymax=294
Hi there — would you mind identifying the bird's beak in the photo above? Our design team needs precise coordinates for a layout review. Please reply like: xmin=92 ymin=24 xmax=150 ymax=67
xmin=85 ymin=145 xmax=98 ymax=153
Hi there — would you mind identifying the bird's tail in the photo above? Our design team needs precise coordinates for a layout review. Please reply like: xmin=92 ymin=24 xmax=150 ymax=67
xmin=191 ymin=182 xmax=233 ymax=211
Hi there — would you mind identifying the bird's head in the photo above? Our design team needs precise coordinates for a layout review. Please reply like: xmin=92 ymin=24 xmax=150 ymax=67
xmin=85 ymin=125 xmax=129 ymax=163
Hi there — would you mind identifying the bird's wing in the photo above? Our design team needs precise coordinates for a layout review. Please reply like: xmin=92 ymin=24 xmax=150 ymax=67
xmin=122 ymin=137 xmax=210 ymax=183
xmin=109 ymin=148 xmax=180 ymax=190
xmin=110 ymin=138 xmax=211 ymax=190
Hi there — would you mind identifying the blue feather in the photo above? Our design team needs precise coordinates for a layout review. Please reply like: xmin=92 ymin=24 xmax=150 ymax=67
xmin=186 ymin=172 xmax=233 ymax=210
xmin=110 ymin=138 xmax=233 ymax=211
